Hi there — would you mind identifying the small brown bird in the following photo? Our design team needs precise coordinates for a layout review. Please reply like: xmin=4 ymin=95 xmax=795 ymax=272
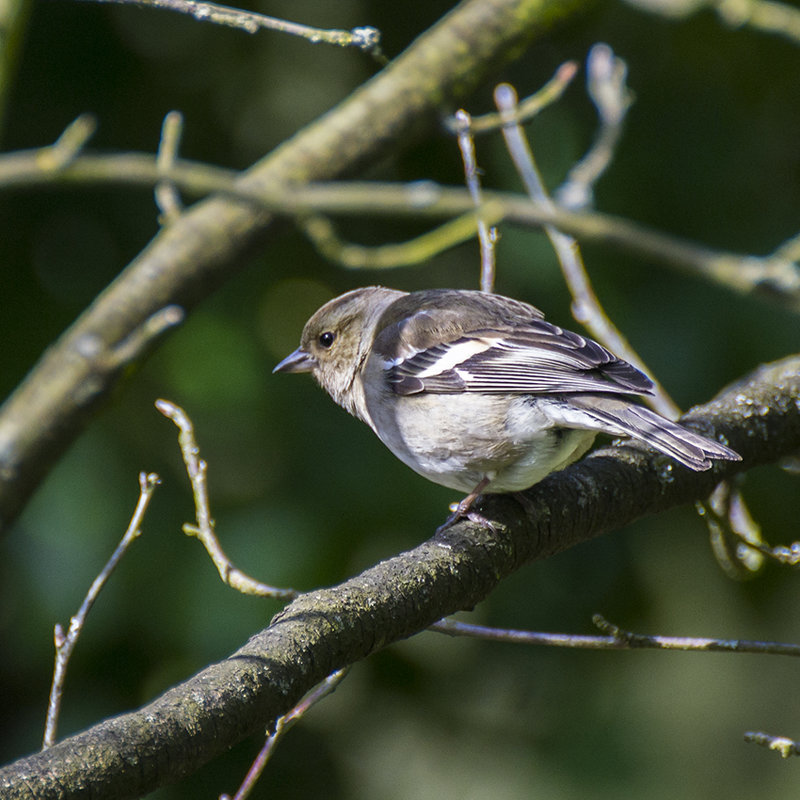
xmin=275 ymin=287 xmax=739 ymax=518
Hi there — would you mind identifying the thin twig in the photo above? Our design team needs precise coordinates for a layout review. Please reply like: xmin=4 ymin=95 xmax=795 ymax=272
xmin=431 ymin=615 xmax=800 ymax=656
xmin=108 ymin=305 xmax=185 ymax=368
xmin=77 ymin=0 xmax=385 ymax=60
xmin=43 ymin=472 xmax=160 ymax=749
xmin=221 ymin=668 xmax=349 ymax=800
xmin=454 ymin=109 xmax=497 ymax=292
xmin=155 ymin=399 xmax=296 ymax=599
xmin=35 ymin=114 xmax=97 ymax=171
xmin=445 ymin=60 xmax=579 ymax=136
xmin=299 ymin=206 xmax=504 ymax=269
xmin=556 ymin=43 xmax=632 ymax=210
xmin=155 ymin=111 xmax=185 ymax=224
xmin=744 ymin=730 xmax=800 ymax=758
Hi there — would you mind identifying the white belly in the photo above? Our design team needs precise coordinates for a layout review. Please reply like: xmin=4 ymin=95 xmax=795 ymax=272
xmin=362 ymin=386 xmax=596 ymax=494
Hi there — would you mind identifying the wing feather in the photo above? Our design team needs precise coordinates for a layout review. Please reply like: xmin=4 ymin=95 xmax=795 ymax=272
xmin=386 ymin=320 xmax=653 ymax=398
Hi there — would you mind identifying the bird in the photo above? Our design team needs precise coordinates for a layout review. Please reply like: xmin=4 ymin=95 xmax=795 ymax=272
xmin=274 ymin=287 xmax=740 ymax=523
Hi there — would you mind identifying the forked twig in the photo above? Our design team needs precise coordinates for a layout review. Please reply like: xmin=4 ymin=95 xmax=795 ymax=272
xmin=156 ymin=399 xmax=296 ymax=599
xmin=43 ymin=472 xmax=160 ymax=748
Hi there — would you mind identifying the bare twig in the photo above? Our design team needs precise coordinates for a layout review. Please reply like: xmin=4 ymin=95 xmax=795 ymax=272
xmin=453 ymin=109 xmax=497 ymax=292
xmin=444 ymin=60 xmax=579 ymax=136
xmin=590 ymin=614 xmax=800 ymax=654
xmin=556 ymin=43 xmax=632 ymax=210
xmin=35 ymin=114 xmax=97 ymax=171
xmin=43 ymin=472 xmax=160 ymax=749
xmin=744 ymin=730 xmax=800 ymax=758
xmin=221 ymin=668 xmax=349 ymax=800
xmin=155 ymin=399 xmax=296 ymax=599
xmin=76 ymin=0 xmax=385 ymax=60
xmin=299 ymin=205 xmax=504 ymax=269
xmin=432 ymin=615 xmax=800 ymax=656
xmin=108 ymin=305 xmax=186 ymax=367
xmin=155 ymin=111 xmax=185 ymax=224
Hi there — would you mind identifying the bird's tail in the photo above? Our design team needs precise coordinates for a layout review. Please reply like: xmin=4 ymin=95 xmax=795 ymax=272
xmin=567 ymin=397 xmax=740 ymax=471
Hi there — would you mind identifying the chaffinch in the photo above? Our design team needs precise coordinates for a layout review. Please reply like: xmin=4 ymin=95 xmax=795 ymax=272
xmin=274 ymin=287 xmax=739 ymax=517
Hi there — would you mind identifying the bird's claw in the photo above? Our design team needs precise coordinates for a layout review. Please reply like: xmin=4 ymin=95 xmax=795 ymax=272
xmin=436 ymin=502 xmax=504 ymax=534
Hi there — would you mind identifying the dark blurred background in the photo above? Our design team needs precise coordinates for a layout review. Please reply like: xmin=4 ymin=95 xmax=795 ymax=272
xmin=1 ymin=1 xmax=799 ymax=797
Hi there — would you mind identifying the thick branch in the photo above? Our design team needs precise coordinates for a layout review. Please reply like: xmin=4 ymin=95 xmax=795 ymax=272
xmin=1 ymin=355 xmax=798 ymax=799
xmin=0 ymin=0 xmax=589 ymax=534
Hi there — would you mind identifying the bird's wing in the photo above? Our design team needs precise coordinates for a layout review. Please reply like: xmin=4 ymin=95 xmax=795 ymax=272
xmin=383 ymin=316 xmax=654 ymax=398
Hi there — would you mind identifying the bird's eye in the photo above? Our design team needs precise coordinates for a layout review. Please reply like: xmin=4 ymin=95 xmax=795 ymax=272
xmin=318 ymin=331 xmax=336 ymax=349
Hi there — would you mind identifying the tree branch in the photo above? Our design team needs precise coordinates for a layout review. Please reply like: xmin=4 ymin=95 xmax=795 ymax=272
xmin=3 ymin=151 xmax=798 ymax=313
xmin=1 ymin=355 xmax=798 ymax=799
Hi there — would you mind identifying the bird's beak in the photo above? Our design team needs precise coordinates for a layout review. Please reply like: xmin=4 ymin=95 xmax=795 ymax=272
xmin=273 ymin=348 xmax=316 ymax=374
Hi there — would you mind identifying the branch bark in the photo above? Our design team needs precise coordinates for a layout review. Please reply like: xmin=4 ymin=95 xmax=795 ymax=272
xmin=0 ymin=0 xmax=590 ymax=535
xmin=2 ymin=355 xmax=798 ymax=799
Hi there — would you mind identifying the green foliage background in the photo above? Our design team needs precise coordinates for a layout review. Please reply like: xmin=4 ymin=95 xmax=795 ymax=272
xmin=1 ymin=1 xmax=799 ymax=797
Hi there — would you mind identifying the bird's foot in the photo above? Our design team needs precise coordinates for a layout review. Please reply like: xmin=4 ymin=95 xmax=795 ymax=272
xmin=435 ymin=479 xmax=504 ymax=534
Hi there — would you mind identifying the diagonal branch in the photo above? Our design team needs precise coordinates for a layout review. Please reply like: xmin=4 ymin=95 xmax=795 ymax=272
xmin=1 ymin=355 xmax=798 ymax=800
